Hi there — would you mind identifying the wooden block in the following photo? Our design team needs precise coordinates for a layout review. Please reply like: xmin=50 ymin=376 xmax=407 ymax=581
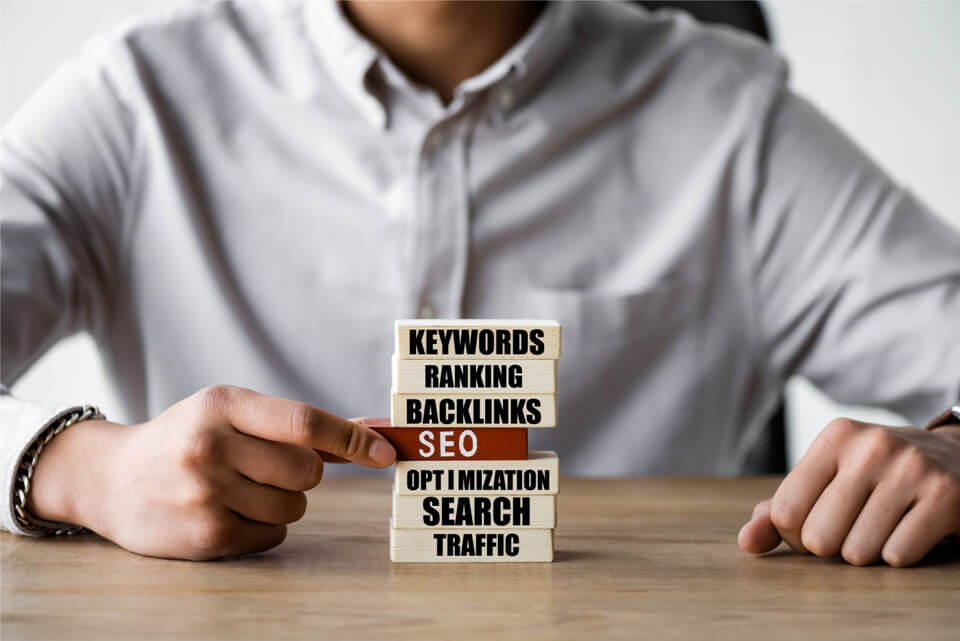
xmin=392 ymin=355 xmax=557 ymax=394
xmin=393 ymin=492 xmax=556 ymax=529
xmin=369 ymin=425 xmax=528 ymax=461
xmin=390 ymin=525 xmax=554 ymax=562
xmin=395 ymin=319 xmax=561 ymax=360
xmin=394 ymin=451 xmax=559 ymax=495
xmin=391 ymin=393 xmax=556 ymax=427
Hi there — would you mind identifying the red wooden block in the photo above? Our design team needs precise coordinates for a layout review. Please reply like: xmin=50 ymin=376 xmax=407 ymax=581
xmin=358 ymin=418 xmax=528 ymax=461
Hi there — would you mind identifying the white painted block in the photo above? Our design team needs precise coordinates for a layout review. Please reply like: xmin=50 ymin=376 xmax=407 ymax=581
xmin=392 ymin=355 xmax=557 ymax=394
xmin=395 ymin=320 xmax=561 ymax=360
xmin=394 ymin=451 xmax=559 ymax=495
xmin=390 ymin=525 xmax=554 ymax=562
xmin=393 ymin=492 xmax=556 ymax=529
xmin=391 ymin=393 xmax=556 ymax=427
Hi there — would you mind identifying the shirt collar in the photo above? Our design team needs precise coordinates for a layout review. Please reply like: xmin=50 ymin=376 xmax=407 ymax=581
xmin=304 ymin=0 xmax=575 ymax=128
xmin=304 ymin=0 xmax=385 ymax=127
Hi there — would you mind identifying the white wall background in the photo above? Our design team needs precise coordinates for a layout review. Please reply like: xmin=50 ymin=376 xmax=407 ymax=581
xmin=2 ymin=1 xmax=959 ymax=465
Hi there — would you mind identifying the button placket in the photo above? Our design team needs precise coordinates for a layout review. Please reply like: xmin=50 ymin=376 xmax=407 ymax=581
xmin=445 ymin=125 xmax=470 ymax=319
xmin=424 ymin=128 xmax=446 ymax=155
xmin=411 ymin=118 xmax=470 ymax=320
xmin=496 ymin=87 xmax=515 ymax=114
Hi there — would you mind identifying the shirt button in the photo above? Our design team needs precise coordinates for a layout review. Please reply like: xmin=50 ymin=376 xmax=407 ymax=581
xmin=424 ymin=129 xmax=445 ymax=154
xmin=496 ymin=88 xmax=515 ymax=113
xmin=418 ymin=302 xmax=436 ymax=319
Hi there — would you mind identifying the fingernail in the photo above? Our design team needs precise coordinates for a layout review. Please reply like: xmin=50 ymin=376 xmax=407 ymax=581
xmin=368 ymin=438 xmax=396 ymax=466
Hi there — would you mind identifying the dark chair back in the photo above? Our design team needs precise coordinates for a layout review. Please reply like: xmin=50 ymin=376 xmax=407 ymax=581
xmin=638 ymin=1 xmax=771 ymax=42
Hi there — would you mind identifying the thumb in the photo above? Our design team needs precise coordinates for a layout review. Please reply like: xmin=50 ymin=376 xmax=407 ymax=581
xmin=313 ymin=417 xmax=395 ymax=465
xmin=738 ymin=498 xmax=783 ymax=554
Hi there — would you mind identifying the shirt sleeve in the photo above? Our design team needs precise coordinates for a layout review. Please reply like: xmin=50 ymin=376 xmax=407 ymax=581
xmin=1 ymin=37 xmax=136 ymax=534
xmin=748 ymin=86 xmax=960 ymax=426
xmin=0 ymin=387 xmax=84 ymax=536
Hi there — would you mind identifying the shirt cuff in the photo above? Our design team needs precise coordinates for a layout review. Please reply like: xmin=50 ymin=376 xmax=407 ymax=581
xmin=0 ymin=390 xmax=83 ymax=536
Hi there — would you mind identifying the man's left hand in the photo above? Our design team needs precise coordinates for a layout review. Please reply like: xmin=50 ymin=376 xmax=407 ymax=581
xmin=738 ymin=418 xmax=960 ymax=567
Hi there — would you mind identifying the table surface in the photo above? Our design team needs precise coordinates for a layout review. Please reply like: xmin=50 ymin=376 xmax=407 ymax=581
xmin=3 ymin=478 xmax=959 ymax=640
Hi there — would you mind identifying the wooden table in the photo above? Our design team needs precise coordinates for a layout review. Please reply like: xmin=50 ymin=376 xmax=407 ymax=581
xmin=3 ymin=478 xmax=959 ymax=640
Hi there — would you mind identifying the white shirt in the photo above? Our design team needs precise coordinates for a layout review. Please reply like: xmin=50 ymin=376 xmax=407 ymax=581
xmin=2 ymin=0 xmax=959 ymax=535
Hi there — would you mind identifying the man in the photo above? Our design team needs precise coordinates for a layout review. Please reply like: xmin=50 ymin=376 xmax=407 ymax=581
xmin=2 ymin=1 xmax=958 ymax=564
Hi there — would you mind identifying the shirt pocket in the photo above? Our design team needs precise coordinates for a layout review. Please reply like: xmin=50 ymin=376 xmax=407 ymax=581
xmin=515 ymin=277 xmax=703 ymax=349
xmin=512 ymin=277 xmax=705 ymax=434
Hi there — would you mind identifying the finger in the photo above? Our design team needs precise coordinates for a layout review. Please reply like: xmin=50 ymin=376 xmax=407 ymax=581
xmin=223 ymin=474 xmax=309 ymax=525
xmin=327 ymin=417 xmax=393 ymax=464
xmin=199 ymin=386 xmax=396 ymax=467
xmin=881 ymin=483 xmax=960 ymax=567
xmin=187 ymin=510 xmax=288 ymax=560
xmin=752 ymin=499 xmax=769 ymax=519
xmin=840 ymin=480 xmax=915 ymax=566
xmin=226 ymin=432 xmax=325 ymax=491
xmin=879 ymin=501 xmax=953 ymax=567
xmin=799 ymin=471 xmax=873 ymax=558
xmin=738 ymin=499 xmax=783 ymax=554
xmin=769 ymin=451 xmax=838 ymax=553
xmin=226 ymin=519 xmax=288 ymax=558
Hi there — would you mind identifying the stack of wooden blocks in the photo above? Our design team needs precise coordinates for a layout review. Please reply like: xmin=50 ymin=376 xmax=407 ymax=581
xmin=371 ymin=319 xmax=561 ymax=563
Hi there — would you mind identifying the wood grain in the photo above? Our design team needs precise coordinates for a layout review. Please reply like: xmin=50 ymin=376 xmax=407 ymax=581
xmin=4 ymin=478 xmax=959 ymax=640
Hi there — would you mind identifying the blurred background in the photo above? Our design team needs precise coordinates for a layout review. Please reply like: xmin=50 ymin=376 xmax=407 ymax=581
xmin=3 ymin=0 xmax=959 ymax=467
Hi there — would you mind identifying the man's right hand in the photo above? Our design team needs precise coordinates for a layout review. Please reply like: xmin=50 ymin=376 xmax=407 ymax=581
xmin=24 ymin=385 xmax=396 ymax=560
